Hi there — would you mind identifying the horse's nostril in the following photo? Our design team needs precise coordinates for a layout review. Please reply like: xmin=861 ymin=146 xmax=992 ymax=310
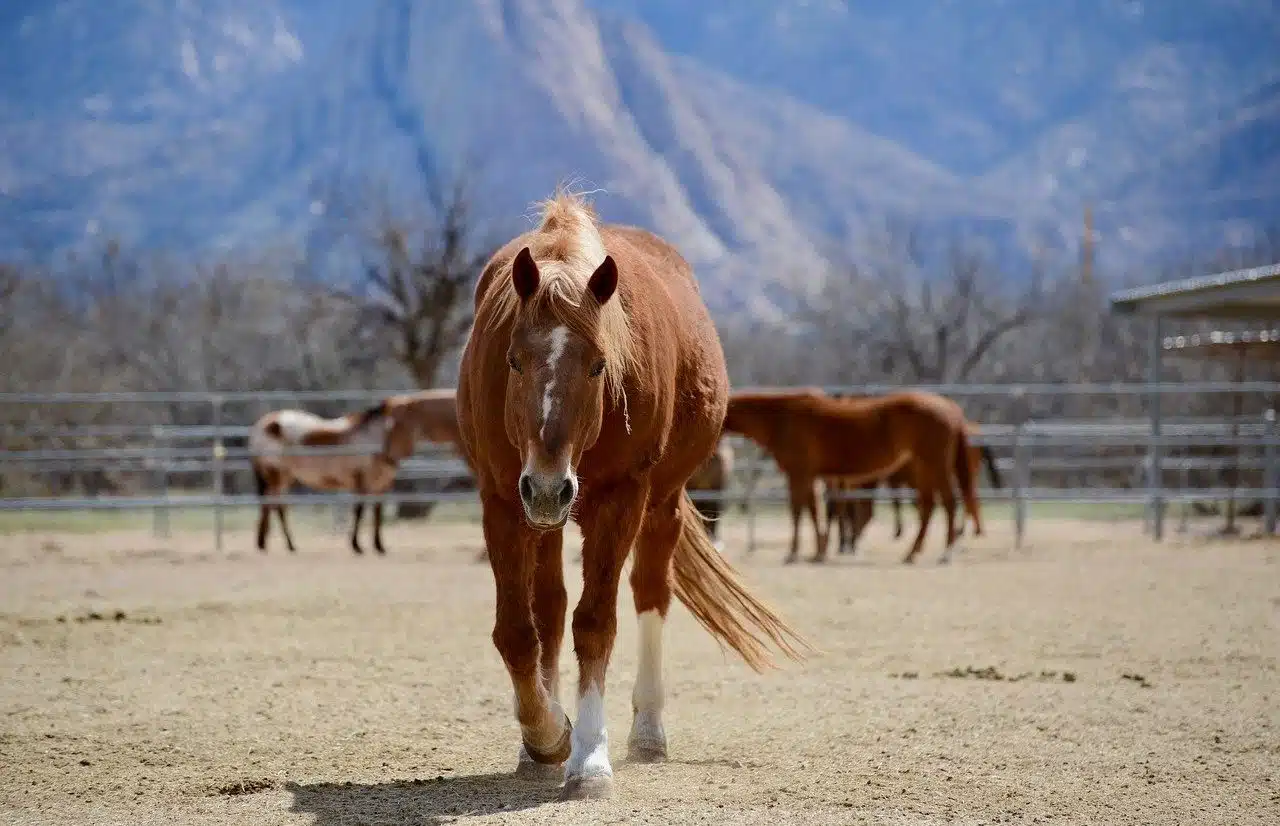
xmin=557 ymin=478 xmax=575 ymax=507
xmin=519 ymin=475 xmax=534 ymax=503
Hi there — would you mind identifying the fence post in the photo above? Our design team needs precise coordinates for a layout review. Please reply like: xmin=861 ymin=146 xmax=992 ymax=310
xmin=211 ymin=396 xmax=225 ymax=552
xmin=150 ymin=425 xmax=170 ymax=539
xmin=1012 ymin=421 xmax=1028 ymax=549
xmin=1177 ymin=463 xmax=1189 ymax=534
xmin=1265 ymin=409 xmax=1278 ymax=535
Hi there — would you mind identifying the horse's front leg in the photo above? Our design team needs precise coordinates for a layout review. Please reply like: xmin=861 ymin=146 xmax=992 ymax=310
xmin=481 ymin=495 xmax=572 ymax=769
xmin=516 ymin=529 xmax=569 ymax=780
xmin=565 ymin=480 xmax=648 ymax=800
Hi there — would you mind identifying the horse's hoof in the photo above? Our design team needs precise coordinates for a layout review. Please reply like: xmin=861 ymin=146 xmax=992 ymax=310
xmin=807 ymin=554 xmax=827 ymax=565
xmin=352 ymin=546 xmax=363 ymax=555
xmin=516 ymin=746 xmax=563 ymax=781
xmin=375 ymin=547 xmax=386 ymax=555
xmin=901 ymin=555 xmax=918 ymax=565
xmin=523 ymin=715 xmax=573 ymax=765
xmin=783 ymin=555 xmax=799 ymax=565
xmin=560 ymin=773 xmax=614 ymax=801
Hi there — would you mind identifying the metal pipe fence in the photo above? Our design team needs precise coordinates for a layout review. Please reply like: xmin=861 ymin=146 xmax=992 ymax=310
xmin=1 ymin=383 xmax=1277 ymax=552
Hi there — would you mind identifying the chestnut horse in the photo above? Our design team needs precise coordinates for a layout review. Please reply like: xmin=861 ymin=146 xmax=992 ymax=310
xmin=723 ymin=389 xmax=972 ymax=564
xmin=249 ymin=389 xmax=460 ymax=554
xmin=833 ymin=436 xmax=1002 ymax=556
xmin=456 ymin=191 xmax=810 ymax=800
xmin=822 ymin=391 xmax=999 ymax=556
xmin=686 ymin=440 xmax=735 ymax=550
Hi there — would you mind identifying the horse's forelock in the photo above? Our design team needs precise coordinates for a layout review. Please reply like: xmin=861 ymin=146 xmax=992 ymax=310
xmin=482 ymin=192 xmax=634 ymax=405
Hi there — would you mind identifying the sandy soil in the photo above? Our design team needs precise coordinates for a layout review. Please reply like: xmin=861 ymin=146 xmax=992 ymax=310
xmin=1 ymin=512 xmax=1277 ymax=825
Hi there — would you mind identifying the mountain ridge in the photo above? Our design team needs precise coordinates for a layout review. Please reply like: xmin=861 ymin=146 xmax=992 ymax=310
xmin=1 ymin=0 xmax=1277 ymax=309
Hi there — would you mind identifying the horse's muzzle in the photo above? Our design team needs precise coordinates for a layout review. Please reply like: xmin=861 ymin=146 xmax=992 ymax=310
xmin=519 ymin=469 xmax=577 ymax=530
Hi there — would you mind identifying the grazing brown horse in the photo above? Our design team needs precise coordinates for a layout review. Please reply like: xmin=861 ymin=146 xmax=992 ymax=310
xmin=826 ymin=468 xmax=909 ymax=553
xmin=822 ymin=391 xmax=1001 ymax=556
xmin=723 ymin=389 xmax=972 ymax=564
xmin=249 ymin=389 xmax=460 ymax=554
xmin=686 ymin=440 xmax=735 ymax=550
xmin=831 ymin=433 xmax=1002 ymax=555
xmin=456 ymin=191 xmax=810 ymax=800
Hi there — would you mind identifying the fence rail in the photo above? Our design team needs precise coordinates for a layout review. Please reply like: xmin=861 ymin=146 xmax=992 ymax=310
xmin=2 ymin=383 xmax=1278 ymax=552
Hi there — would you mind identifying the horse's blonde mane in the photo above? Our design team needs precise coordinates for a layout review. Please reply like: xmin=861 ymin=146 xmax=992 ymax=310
xmin=482 ymin=189 xmax=636 ymax=408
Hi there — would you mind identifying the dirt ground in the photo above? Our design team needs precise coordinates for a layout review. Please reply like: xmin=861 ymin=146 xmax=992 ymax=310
xmin=1 ymin=511 xmax=1277 ymax=825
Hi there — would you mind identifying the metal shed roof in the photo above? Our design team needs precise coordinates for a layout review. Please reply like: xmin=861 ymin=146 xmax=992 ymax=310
xmin=1110 ymin=262 xmax=1280 ymax=319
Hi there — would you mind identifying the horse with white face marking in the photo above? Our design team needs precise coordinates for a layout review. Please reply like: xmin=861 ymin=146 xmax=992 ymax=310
xmin=249 ymin=389 xmax=463 ymax=554
xmin=456 ymin=189 xmax=812 ymax=801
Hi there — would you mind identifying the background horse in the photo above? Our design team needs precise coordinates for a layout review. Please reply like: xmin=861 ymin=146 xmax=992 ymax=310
xmin=823 ymin=391 xmax=1002 ymax=556
xmin=723 ymin=389 xmax=971 ymax=564
xmin=830 ymin=429 xmax=1003 ymax=555
xmin=686 ymin=440 xmax=735 ymax=550
xmin=249 ymin=389 xmax=461 ymax=554
xmin=456 ymin=190 xmax=810 ymax=800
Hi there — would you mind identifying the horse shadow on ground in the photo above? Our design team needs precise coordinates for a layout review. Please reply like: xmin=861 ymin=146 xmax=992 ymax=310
xmin=285 ymin=773 xmax=560 ymax=825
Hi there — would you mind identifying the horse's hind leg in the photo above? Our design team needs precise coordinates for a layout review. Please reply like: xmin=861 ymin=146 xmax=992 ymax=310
xmin=937 ymin=479 xmax=959 ymax=565
xmin=893 ymin=487 xmax=904 ymax=538
xmin=371 ymin=496 xmax=384 ymax=553
xmin=350 ymin=502 xmax=365 ymax=554
xmin=626 ymin=490 xmax=681 ymax=763
xmin=903 ymin=485 xmax=935 ymax=565
xmin=806 ymin=481 xmax=829 ymax=563
xmin=275 ymin=505 xmax=297 ymax=552
xmin=785 ymin=480 xmax=805 ymax=564
xmin=256 ymin=504 xmax=271 ymax=552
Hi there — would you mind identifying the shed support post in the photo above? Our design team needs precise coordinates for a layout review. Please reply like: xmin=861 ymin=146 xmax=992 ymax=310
xmin=1147 ymin=315 xmax=1165 ymax=541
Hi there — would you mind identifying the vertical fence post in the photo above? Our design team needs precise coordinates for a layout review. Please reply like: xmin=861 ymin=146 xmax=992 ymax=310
xmin=151 ymin=425 xmax=170 ymax=539
xmin=211 ymin=396 xmax=225 ymax=552
xmin=1177 ymin=463 xmax=1190 ymax=534
xmin=1264 ymin=408 xmax=1278 ymax=536
xmin=1012 ymin=421 xmax=1027 ymax=549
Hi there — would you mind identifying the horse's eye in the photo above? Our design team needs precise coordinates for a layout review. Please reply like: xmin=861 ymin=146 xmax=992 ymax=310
xmin=507 ymin=354 xmax=522 ymax=374
xmin=588 ymin=359 xmax=605 ymax=378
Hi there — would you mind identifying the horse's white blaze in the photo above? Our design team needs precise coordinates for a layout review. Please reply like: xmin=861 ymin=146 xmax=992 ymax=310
xmin=565 ymin=682 xmax=611 ymax=780
xmin=539 ymin=326 xmax=568 ymax=442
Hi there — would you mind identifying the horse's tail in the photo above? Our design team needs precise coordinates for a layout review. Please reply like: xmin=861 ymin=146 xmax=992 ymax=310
xmin=671 ymin=492 xmax=816 ymax=672
xmin=953 ymin=429 xmax=983 ymax=535
xmin=980 ymin=444 xmax=1003 ymax=488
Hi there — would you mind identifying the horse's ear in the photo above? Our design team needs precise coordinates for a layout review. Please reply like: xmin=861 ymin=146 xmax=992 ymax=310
xmin=512 ymin=247 xmax=539 ymax=301
xmin=587 ymin=255 xmax=618 ymax=306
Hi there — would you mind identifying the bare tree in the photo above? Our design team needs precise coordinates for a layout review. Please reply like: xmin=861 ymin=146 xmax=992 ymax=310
xmin=332 ymin=175 xmax=497 ymax=389
xmin=871 ymin=233 xmax=1048 ymax=385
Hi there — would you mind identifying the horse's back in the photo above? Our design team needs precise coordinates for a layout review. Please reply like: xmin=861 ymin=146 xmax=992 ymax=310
xmin=250 ymin=409 xmax=329 ymax=450
xmin=602 ymin=225 xmax=700 ymax=290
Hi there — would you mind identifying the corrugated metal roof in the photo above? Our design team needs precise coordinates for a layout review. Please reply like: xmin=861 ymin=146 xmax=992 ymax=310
xmin=1110 ymin=261 xmax=1280 ymax=313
